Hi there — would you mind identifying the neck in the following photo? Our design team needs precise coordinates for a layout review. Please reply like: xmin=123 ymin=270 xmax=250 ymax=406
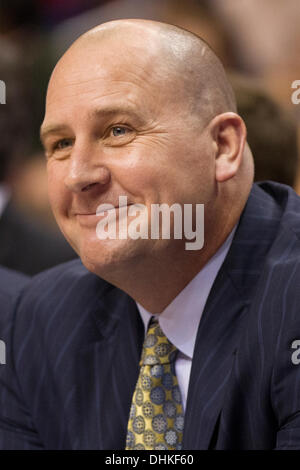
xmin=96 ymin=221 xmax=236 ymax=313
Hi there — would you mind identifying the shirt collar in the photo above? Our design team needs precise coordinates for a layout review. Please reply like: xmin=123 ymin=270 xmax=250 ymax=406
xmin=136 ymin=225 xmax=237 ymax=359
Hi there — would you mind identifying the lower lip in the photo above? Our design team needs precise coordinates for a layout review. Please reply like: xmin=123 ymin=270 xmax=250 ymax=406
xmin=75 ymin=206 xmax=129 ymax=227
xmin=76 ymin=214 xmax=100 ymax=227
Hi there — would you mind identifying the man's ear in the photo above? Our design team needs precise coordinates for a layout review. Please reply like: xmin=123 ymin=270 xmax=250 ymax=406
xmin=209 ymin=112 xmax=247 ymax=182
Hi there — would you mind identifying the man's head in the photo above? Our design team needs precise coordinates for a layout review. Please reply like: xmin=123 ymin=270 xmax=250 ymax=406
xmin=41 ymin=19 xmax=253 ymax=304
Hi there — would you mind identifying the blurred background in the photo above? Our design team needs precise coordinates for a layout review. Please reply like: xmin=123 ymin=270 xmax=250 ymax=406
xmin=0 ymin=0 xmax=299 ymax=274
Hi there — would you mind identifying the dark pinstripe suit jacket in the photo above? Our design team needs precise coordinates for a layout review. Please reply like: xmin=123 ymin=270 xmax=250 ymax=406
xmin=1 ymin=182 xmax=300 ymax=450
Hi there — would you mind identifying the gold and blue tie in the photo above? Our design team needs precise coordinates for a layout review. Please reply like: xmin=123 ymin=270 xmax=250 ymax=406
xmin=126 ymin=318 xmax=184 ymax=450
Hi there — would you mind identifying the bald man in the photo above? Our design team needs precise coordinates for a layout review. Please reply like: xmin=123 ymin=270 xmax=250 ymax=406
xmin=1 ymin=20 xmax=300 ymax=450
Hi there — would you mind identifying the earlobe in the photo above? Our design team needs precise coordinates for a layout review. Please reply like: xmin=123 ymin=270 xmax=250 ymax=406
xmin=211 ymin=113 xmax=247 ymax=183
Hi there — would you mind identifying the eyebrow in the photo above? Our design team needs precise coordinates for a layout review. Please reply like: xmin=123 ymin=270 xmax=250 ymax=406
xmin=90 ymin=106 xmax=144 ymax=124
xmin=40 ymin=124 xmax=71 ymax=145
xmin=40 ymin=106 xmax=145 ymax=144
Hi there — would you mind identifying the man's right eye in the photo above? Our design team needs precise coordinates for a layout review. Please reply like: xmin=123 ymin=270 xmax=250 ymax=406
xmin=53 ymin=138 xmax=73 ymax=150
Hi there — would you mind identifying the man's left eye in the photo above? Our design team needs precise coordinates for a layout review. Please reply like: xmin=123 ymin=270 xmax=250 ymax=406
xmin=111 ymin=126 xmax=129 ymax=137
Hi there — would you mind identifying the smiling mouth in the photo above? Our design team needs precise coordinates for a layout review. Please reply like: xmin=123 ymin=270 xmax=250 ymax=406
xmin=75 ymin=204 xmax=134 ymax=227
xmin=96 ymin=204 xmax=132 ymax=216
xmin=75 ymin=203 xmax=133 ymax=217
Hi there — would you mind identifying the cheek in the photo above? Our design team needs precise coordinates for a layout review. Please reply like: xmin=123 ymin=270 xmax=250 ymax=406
xmin=46 ymin=164 xmax=68 ymax=215
xmin=108 ymin=150 xmax=162 ymax=201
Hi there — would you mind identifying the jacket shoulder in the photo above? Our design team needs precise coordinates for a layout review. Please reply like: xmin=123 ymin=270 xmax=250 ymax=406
xmin=0 ymin=267 xmax=29 ymax=297
xmin=21 ymin=258 xmax=110 ymax=307
xmin=257 ymin=181 xmax=300 ymax=238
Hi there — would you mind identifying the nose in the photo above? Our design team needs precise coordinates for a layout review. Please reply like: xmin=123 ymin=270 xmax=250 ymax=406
xmin=64 ymin=143 xmax=111 ymax=193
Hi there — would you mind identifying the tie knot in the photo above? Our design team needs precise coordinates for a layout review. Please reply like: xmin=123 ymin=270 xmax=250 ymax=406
xmin=140 ymin=318 xmax=178 ymax=366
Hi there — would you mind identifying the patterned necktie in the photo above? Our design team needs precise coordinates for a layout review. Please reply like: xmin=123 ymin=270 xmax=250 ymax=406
xmin=126 ymin=317 xmax=184 ymax=450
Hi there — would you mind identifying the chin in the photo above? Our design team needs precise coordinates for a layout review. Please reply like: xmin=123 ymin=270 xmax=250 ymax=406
xmin=78 ymin=236 xmax=146 ymax=280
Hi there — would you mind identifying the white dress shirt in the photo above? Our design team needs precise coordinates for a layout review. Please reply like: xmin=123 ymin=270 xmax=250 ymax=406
xmin=136 ymin=226 xmax=236 ymax=411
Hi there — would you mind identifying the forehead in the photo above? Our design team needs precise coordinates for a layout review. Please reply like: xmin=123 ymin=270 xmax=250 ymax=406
xmin=45 ymin=38 xmax=168 ymax=121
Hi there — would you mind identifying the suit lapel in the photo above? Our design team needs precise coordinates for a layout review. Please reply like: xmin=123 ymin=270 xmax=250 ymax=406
xmin=74 ymin=284 xmax=143 ymax=449
xmin=182 ymin=268 xmax=248 ymax=449
xmin=182 ymin=184 xmax=283 ymax=449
